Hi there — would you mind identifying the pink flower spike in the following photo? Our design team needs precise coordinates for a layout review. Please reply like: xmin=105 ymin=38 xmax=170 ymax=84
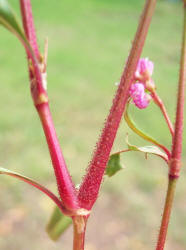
xmin=129 ymin=83 xmax=151 ymax=109
xmin=135 ymin=58 xmax=154 ymax=81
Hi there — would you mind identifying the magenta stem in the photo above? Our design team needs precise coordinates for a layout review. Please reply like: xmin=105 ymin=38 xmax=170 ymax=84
xmin=78 ymin=0 xmax=157 ymax=210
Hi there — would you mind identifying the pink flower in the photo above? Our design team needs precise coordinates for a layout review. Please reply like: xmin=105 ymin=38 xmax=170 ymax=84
xmin=135 ymin=58 xmax=154 ymax=81
xmin=129 ymin=83 xmax=151 ymax=109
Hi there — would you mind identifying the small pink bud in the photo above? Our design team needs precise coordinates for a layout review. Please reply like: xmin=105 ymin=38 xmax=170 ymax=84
xmin=135 ymin=58 xmax=154 ymax=81
xmin=129 ymin=83 xmax=151 ymax=109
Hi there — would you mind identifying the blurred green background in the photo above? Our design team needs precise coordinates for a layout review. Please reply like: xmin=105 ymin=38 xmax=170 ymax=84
xmin=0 ymin=0 xmax=185 ymax=249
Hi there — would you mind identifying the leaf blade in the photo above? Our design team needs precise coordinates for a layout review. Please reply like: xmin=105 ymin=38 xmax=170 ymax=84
xmin=0 ymin=0 xmax=26 ymax=41
xmin=105 ymin=154 xmax=123 ymax=177
xmin=46 ymin=206 xmax=72 ymax=241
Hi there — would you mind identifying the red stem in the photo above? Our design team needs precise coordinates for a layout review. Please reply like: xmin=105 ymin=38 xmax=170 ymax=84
xmin=78 ymin=0 xmax=157 ymax=210
xmin=19 ymin=0 xmax=46 ymax=105
xmin=20 ymin=0 xmax=40 ymax=59
xmin=156 ymin=4 xmax=186 ymax=249
xmin=36 ymin=103 xmax=79 ymax=211
xmin=151 ymin=90 xmax=174 ymax=137
xmin=73 ymin=216 xmax=88 ymax=250
xmin=19 ymin=0 xmax=79 ymax=212
xmin=169 ymin=5 xmax=186 ymax=179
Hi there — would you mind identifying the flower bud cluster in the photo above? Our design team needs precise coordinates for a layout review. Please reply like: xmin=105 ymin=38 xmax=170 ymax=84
xmin=129 ymin=58 xmax=154 ymax=109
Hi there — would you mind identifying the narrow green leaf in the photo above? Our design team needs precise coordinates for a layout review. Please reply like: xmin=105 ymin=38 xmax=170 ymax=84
xmin=46 ymin=205 xmax=72 ymax=241
xmin=126 ymin=137 xmax=168 ymax=162
xmin=0 ymin=0 xmax=35 ymax=60
xmin=0 ymin=167 xmax=65 ymax=211
xmin=105 ymin=154 xmax=123 ymax=177
xmin=0 ymin=0 xmax=26 ymax=41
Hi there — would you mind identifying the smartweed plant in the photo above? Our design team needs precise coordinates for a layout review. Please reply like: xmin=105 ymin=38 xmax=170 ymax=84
xmin=0 ymin=0 xmax=185 ymax=249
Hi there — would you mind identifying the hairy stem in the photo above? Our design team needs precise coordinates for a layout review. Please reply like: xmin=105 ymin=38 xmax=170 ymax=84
xmin=78 ymin=0 xmax=157 ymax=210
xmin=156 ymin=4 xmax=186 ymax=250
xmin=73 ymin=216 xmax=87 ymax=250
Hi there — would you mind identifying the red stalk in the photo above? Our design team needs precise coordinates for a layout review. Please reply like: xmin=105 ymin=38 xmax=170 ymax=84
xmin=19 ymin=0 xmax=79 ymax=212
xmin=20 ymin=0 xmax=46 ymax=106
xmin=169 ymin=4 xmax=186 ymax=179
xmin=78 ymin=0 xmax=157 ymax=210
xmin=20 ymin=0 xmax=40 ymax=59
xmin=151 ymin=90 xmax=174 ymax=137
xmin=72 ymin=216 xmax=88 ymax=250
xmin=156 ymin=3 xmax=186 ymax=250
xmin=36 ymin=103 xmax=79 ymax=211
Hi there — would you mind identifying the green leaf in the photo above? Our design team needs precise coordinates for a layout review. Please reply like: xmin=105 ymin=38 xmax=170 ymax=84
xmin=126 ymin=137 xmax=168 ymax=162
xmin=46 ymin=205 xmax=72 ymax=241
xmin=0 ymin=0 xmax=26 ymax=41
xmin=105 ymin=153 xmax=123 ymax=177
xmin=0 ymin=0 xmax=35 ymax=59
xmin=0 ymin=167 xmax=65 ymax=211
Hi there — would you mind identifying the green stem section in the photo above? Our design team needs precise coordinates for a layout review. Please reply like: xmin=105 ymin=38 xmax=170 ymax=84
xmin=73 ymin=216 xmax=87 ymax=250
xmin=156 ymin=178 xmax=177 ymax=250
xmin=124 ymin=105 xmax=171 ymax=158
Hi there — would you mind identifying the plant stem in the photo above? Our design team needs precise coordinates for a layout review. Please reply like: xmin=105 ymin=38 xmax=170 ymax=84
xmin=151 ymin=90 xmax=174 ymax=137
xmin=156 ymin=4 xmax=186 ymax=250
xmin=156 ymin=178 xmax=177 ymax=250
xmin=73 ymin=216 xmax=87 ymax=250
xmin=19 ymin=0 xmax=79 ymax=212
xmin=78 ymin=0 xmax=157 ymax=210
xmin=20 ymin=0 xmax=40 ymax=59
xmin=36 ymin=103 xmax=79 ymax=211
